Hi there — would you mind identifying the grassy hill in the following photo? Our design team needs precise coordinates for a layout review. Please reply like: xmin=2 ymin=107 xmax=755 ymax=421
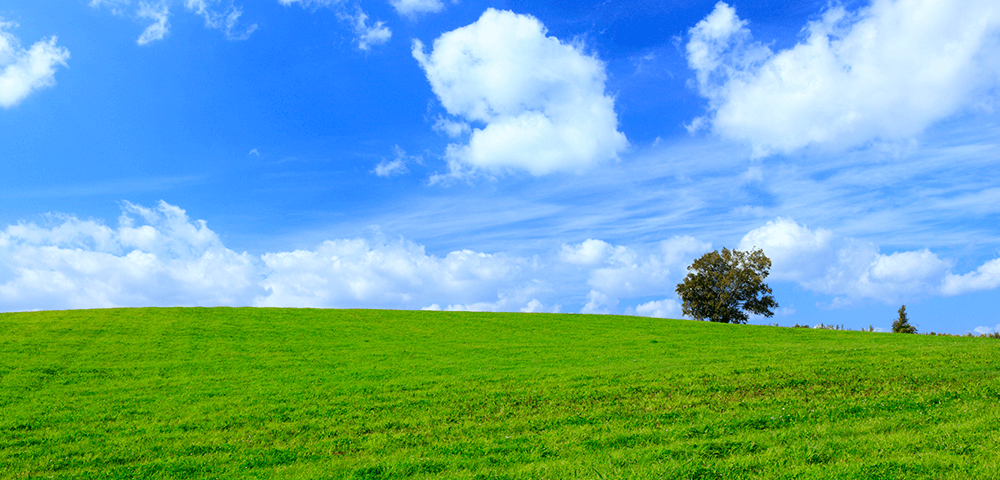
xmin=1 ymin=308 xmax=998 ymax=479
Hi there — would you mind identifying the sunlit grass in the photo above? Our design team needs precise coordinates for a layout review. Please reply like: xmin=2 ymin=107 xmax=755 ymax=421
xmin=2 ymin=308 xmax=998 ymax=478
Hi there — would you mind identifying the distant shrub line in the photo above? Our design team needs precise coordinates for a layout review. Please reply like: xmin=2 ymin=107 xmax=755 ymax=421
xmin=755 ymin=303 xmax=998 ymax=338
xmin=770 ymin=323 xmax=1000 ymax=339
xmin=774 ymin=322 xmax=1000 ymax=338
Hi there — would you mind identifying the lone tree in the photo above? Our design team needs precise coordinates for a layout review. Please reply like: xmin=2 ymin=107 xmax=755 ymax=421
xmin=675 ymin=247 xmax=778 ymax=324
xmin=892 ymin=305 xmax=917 ymax=333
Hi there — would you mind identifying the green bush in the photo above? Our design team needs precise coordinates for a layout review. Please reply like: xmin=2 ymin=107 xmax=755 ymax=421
xmin=891 ymin=305 xmax=917 ymax=334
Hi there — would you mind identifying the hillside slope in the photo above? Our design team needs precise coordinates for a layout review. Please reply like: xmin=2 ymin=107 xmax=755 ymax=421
xmin=2 ymin=308 xmax=998 ymax=479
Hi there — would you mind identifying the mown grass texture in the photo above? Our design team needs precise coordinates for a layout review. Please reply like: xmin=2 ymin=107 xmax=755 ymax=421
xmin=1 ymin=307 xmax=999 ymax=479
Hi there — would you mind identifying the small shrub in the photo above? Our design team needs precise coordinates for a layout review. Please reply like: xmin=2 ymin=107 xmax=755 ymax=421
xmin=891 ymin=305 xmax=917 ymax=334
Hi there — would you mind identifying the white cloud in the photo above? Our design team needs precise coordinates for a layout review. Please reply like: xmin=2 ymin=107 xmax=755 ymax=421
xmin=8 ymin=203 xmax=1000 ymax=319
xmin=277 ymin=0 xmax=341 ymax=7
xmin=90 ymin=0 xmax=257 ymax=44
xmin=184 ymin=0 xmax=258 ymax=40
xmin=739 ymin=217 xmax=836 ymax=283
xmin=277 ymin=1 xmax=390 ymax=51
xmin=90 ymin=0 xmax=132 ymax=14
xmin=258 ymin=240 xmax=538 ymax=309
xmin=584 ymin=237 xmax=710 ymax=301
xmin=942 ymin=258 xmax=1000 ymax=295
xmin=581 ymin=289 xmax=615 ymax=314
xmin=0 ymin=202 xmax=714 ymax=316
xmin=439 ymin=290 xmax=555 ymax=313
xmin=0 ymin=20 xmax=70 ymax=108
xmin=635 ymin=298 xmax=681 ymax=318
xmin=739 ymin=217 xmax=1000 ymax=304
xmin=373 ymin=146 xmax=412 ymax=177
xmin=433 ymin=117 xmax=470 ymax=138
xmin=0 ymin=202 xmax=545 ymax=312
xmin=348 ymin=8 xmax=391 ymax=51
xmin=562 ymin=236 xmax=710 ymax=317
xmin=373 ymin=158 xmax=407 ymax=177
xmin=137 ymin=2 xmax=171 ymax=45
xmin=686 ymin=0 xmax=1000 ymax=155
xmin=413 ymin=8 xmax=628 ymax=176
xmin=974 ymin=324 xmax=1000 ymax=335
xmin=0 ymin=202 xmax=262 ymax=311
xmin=392 ymin=0 xmax=445 ymax=17
xmin=520 ymin=298 xmax=544 ymax=313
xmin=559 ymin=239 xmax=617 ymax=266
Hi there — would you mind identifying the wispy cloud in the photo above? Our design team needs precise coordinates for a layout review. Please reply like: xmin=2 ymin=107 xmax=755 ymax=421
xmin=276 ymin=0 xmax=340 ymax=8
xmin=391 ymin=0 xmax=446 ymax=18
xmin=347 ymin=7 xmax=391 ymax=51
xmin=136 ymin=2 xmax=170 ymax=45
xmin=278 ymin=0 xmax=390 ymax=51
xmin=372 ymin=146 xmax=413 ymax=177
xmin=90 ymin=0 xmax=257 ymax=44
xmin=331 ymin=117 xmax=1000 ymax=301
xmin=184 ymin=0 xmax=258 ymax=40
xmin=0 ymin=19 xmax=70 ymax=108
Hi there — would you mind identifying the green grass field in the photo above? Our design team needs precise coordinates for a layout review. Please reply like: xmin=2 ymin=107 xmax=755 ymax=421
xmin=2 ymin=308 xmax=998 ymax=479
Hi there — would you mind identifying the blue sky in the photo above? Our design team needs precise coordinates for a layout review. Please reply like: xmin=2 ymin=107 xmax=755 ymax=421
xmin=2 ymin=0 xmax=999 ymax=334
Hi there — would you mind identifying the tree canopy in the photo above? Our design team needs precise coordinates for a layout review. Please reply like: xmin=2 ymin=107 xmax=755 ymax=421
xmin=675 ymin=247 xmax=778 ymax=324
xmin=892 ymin=305 xmax=917 ymax=333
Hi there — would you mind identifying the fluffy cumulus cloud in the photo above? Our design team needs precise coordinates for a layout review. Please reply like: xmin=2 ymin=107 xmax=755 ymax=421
xmin=634 ymin=299 xmax=682 ymax=319
xmin=559 ymin=239 xmax=629 ymax=266
xmin=90 ymin=0 xmax=257 ymax=44
xmin=0 ymin=201 xmax=262 ymax=310
xmin=419 ymin=281 xmax=555 ymax=313
xmin=561 ymin=236 xmax=711 ymax=315
xmin=0 ymin=202 xmax=711 ymax=316
xmin=739 ymin=217 xmax=1000 ymax=305
xmin=0 ymin=20 xmax=70 ymax=108
xmin=0 ymin=202 xmax=555 ymax=313
xmin=738 ymin=218 xmax=838 ymax=284
xmin=686 ymin=0 xmax=1000 ymax=155
xmin=258 ymin=240 xmax=540 ymax=309
xmin=413 ymin=9 xmax=628 ymax=176
xmin=6 ymin=203 xmax=1000 ymax=320
xmin=942 ymin=259 xmax=1000 ymax=295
